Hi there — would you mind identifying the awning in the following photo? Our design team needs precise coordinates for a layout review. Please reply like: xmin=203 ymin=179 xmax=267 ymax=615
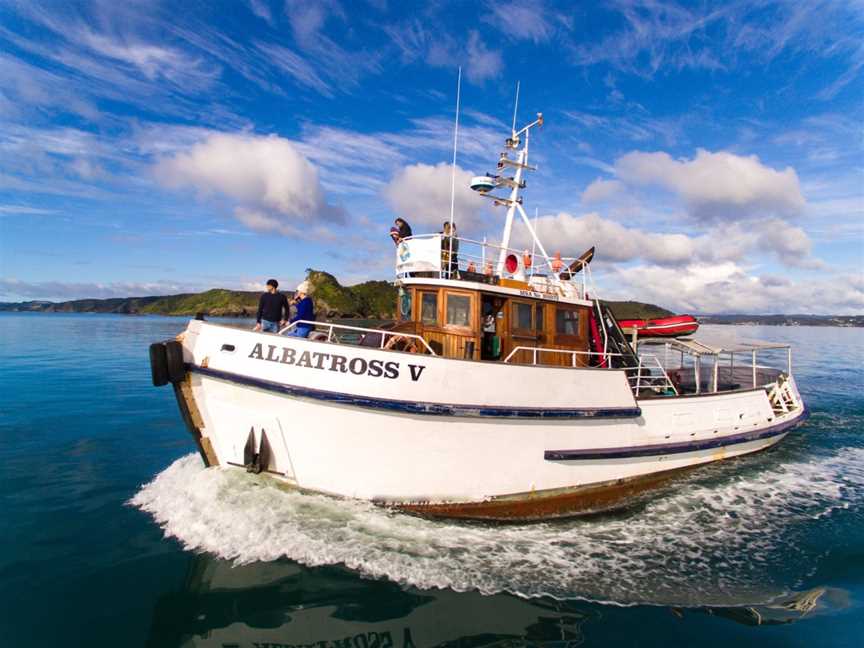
xmin=637 ymin=332 xmax=790 ymax=356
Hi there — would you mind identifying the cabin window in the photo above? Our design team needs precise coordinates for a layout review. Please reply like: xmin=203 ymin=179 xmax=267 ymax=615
xmin=420 ymin=292 xmax=438 ymax=325
xmin=513 ymin=302 xmax=533 ymax=331
xmin=446 ymin=294 xmax=471 ymax=327
xmin=535 ymin=304 xmax=544 ymax=331
xmin=556 ymin=308 xmax=580 ymax=336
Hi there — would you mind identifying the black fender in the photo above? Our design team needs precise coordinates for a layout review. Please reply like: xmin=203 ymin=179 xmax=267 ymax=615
xmin=164 ymin=340 xmax=186 ymax=383
xmin=150 ymin=340 xmax=186 ymax=386
xmin=149 ymin=342 xmax=169 ymax=387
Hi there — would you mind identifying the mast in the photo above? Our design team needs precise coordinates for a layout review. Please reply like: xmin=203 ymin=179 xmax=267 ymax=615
xmin=468 ymin=86 xmax=549 ymax=274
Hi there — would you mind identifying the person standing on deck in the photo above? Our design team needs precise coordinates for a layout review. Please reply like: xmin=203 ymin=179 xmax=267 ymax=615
xmin=254 ymin=279 xmax=289 ymax=333
xmin=442 ymin=221 xmax=459 ymax=278
xmin=287 ymin=281 xmax=315 ymax=338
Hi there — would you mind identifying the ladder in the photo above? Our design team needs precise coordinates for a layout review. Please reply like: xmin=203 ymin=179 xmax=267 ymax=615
xmin=768 ymin=376 xmax=798 ymax=415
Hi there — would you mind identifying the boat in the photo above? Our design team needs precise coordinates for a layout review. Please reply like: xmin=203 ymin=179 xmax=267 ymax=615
xmin=618 ymin=314 xmax=700 ymax=338
xmin=149 ymin=108 xmax=808 ymax=521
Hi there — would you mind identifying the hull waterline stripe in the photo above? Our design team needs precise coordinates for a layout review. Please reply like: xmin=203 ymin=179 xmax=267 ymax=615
xmin=545 ymin=406 xmax=809 ymax=460
xmin=187 ymin=365 xmax=641 ymax=419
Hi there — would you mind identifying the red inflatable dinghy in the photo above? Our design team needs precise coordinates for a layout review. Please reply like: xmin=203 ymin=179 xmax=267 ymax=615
xmin=617 ymin=314 xmax=699 ymax=338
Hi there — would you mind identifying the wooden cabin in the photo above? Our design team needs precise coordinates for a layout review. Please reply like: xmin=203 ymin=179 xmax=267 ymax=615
xmin=391 ymin=276 xmax=595 ymax=367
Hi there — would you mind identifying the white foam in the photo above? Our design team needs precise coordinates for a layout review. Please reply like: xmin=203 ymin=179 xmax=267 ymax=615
xmin=130 ymin=447 xmax=864 ymax=607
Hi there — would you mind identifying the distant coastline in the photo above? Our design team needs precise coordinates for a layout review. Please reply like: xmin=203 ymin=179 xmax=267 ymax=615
xmin=1 ymin=269 xmax=860 ymax=326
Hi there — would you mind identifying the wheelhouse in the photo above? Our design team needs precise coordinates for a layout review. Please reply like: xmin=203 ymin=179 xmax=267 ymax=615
xmin=389 ymin=233 xmax=596 ymax=367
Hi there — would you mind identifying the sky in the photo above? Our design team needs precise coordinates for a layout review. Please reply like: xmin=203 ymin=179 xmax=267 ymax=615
xmin=0 ymin=0 xmax=862 ymax=314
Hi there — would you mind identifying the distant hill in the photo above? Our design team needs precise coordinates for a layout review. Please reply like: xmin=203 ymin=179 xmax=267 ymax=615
xmin=2 ymin=278 xmax=857 ymax=325
xmin=0 ymin=271 xmax=400 ymax=319
xmin=601 ymin=300 xmax=673 ymax=320
xmin=698 ymin=313 xmax=863 ymax=327
xmin=0 ymin=290 xmax=260 ymax=317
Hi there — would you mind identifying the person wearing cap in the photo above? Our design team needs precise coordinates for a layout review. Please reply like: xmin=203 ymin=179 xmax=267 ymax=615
xmin=254 ymin=279 xmax=290 ymax=333
xmin=287 ymin=281 xmax=315 ymax=338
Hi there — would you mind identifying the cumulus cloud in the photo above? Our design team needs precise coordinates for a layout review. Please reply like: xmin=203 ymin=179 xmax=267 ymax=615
xmin=383 ymin=162 xmax=486 ymax=231
xmin=517 ymin=212 xmax=695 ymax=264
xmin=511 ymin=212 xmax=819 ymax=268
xmin=614 ymin=149 xmax=805 ymax=220
xmin=154 ymin=133 xmax=346 ymax=235
xmin=581 ymin=178 xmax=626 ymax=203
xmin=604 ymin=263 xmax=864 ymax=315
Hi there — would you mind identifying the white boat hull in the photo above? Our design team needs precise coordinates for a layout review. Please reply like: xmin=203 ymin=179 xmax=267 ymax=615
xmin=167 ymin=321 xmax=808 ymax=520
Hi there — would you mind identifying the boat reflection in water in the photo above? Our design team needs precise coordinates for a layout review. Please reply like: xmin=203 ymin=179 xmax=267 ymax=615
xmin=147 ymin=556 xmax=846 ymax=647
xmin=146 ymin=556 xmax=594 ymax=648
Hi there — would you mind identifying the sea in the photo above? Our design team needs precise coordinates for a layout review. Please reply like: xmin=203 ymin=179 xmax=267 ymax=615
xmin=1 ymin=312 xmax=863 ymax=647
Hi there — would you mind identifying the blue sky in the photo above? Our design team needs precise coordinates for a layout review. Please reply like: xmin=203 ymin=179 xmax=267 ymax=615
xmin=0 ymin=0 xmax=861 ymax=313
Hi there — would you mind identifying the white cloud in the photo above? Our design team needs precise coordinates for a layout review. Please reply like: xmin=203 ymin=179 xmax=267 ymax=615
xmin=484 ymin=0 xmax=566 ymax=44
xmin=511 ymin=212 xmax=819 ymax=268
xmin=604 ymin=263 xmax=864 ymax=315
xmin=581 ymin=178 xmax=626 ymax=203
xmin=0 ymin=205 xmax=58 ymax=215
xmin=383 ymin=22 xmax=502 ymax=84
xmin=154 ymin=133 xmax=346 ymax=235
xmin=383 ymin=162 xmax=486 ymax=231
xmin=614 ymin=149 xmax=805 ymax=220
xmin=465 ymin=31 xmax=503 ymax=83
xmin=516 ymin=212 xmax=696 ymax=265
xmin=0 ymin=278 xmax=216 ymax=301
xmin=254 ymin=42 xmax=333 ymax=96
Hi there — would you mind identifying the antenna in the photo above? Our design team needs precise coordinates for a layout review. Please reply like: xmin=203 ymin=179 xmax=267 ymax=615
xmin=511 ymin=81 xmax=520 ymax=135
xmin=448 ymin=67 xmax=462 ymax=232
xmin=447 ymin=67 xmax=462 ymax=278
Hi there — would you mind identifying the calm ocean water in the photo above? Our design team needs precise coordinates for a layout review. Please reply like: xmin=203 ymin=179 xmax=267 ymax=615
xmin=1 ymin=313 xmax=863 ymax=647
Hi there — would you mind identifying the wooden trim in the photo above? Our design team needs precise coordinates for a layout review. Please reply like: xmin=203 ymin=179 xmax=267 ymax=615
xmin=172 ymin=374 xmax=219 ymax=467
xmin=416 ymin=288 xmax=440 ymax=327
xmin=442 ymin=289 xmax=476 ymax=332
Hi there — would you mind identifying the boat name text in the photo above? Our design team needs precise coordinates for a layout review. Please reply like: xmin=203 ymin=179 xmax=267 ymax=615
xmin=519 ymin=289 xmax=559 ymax=301
xmin=247 ymin=343 xmax=427 ymax=382
xmin=251 ymin=627 xmax=416 ymax=648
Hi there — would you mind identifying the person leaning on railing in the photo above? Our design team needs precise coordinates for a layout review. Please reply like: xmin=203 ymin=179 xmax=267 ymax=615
xmin=390 ymin=217 xmax=413 ymax=245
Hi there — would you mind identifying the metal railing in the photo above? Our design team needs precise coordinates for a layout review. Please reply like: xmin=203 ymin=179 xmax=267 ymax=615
xmin=503 ymin=346 xmax=678 ymax=395
xmin=639 ymin=340 xmax=793 ymax=394
xmin=395 ymin=234 xmax=589 ymax=299
xmin=278 ymin=320 xmax=437 ymax=355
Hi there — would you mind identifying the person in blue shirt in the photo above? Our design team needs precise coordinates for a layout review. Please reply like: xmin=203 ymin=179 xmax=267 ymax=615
xmin=287 ymin=281 xmax=315 ymax=338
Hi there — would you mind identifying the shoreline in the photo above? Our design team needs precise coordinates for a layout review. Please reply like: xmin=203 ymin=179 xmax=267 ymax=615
xmin=0 ymin=310 xmax=860 ymax=327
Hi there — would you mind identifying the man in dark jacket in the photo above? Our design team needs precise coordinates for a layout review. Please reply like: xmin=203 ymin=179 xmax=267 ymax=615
xmin=254 ymin=279 xmax=290 ymax=333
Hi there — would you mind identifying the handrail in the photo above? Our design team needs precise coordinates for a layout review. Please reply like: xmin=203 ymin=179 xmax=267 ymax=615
xmin=278 ymin=320 xmax=437 ymax=356
xmin=396 ymin=234 xmax=591 ymax=299
xmin=401 ymin=233 xmax=582 ymax=267
xmin=503 ymin=346 xmax=677 ymax=395
xmin=503 ymin=346 xmax=624 ymax=366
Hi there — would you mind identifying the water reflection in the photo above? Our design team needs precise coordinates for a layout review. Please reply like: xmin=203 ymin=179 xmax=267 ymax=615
xmin=147 ymin=556 xmax=593 ymax=647
xmin=675 ymin=587 xmax=849 ymax=627
xmin=148 ymin=556 xmax=846 ymax=648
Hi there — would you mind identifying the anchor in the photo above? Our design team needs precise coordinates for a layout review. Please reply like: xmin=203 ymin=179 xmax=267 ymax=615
xmin=242 ymin=426 xmax=272 ymax=474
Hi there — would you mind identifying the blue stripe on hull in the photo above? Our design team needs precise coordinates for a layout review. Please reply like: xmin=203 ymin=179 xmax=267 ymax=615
xmin=187 ymin=365 xmax=642 ymax=420
xmin=544 ymin=406 xmax=809 ymax=460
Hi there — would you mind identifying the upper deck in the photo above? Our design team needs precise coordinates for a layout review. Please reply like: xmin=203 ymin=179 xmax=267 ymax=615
xmin=394 ymin=233 xmax=593 ymax=307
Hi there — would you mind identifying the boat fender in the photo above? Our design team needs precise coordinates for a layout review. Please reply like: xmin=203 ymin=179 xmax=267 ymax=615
xmin=164 ymin=340 xmax=186 ymax=383
xmin=149 ymin=342 xmax=169 ymax=387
